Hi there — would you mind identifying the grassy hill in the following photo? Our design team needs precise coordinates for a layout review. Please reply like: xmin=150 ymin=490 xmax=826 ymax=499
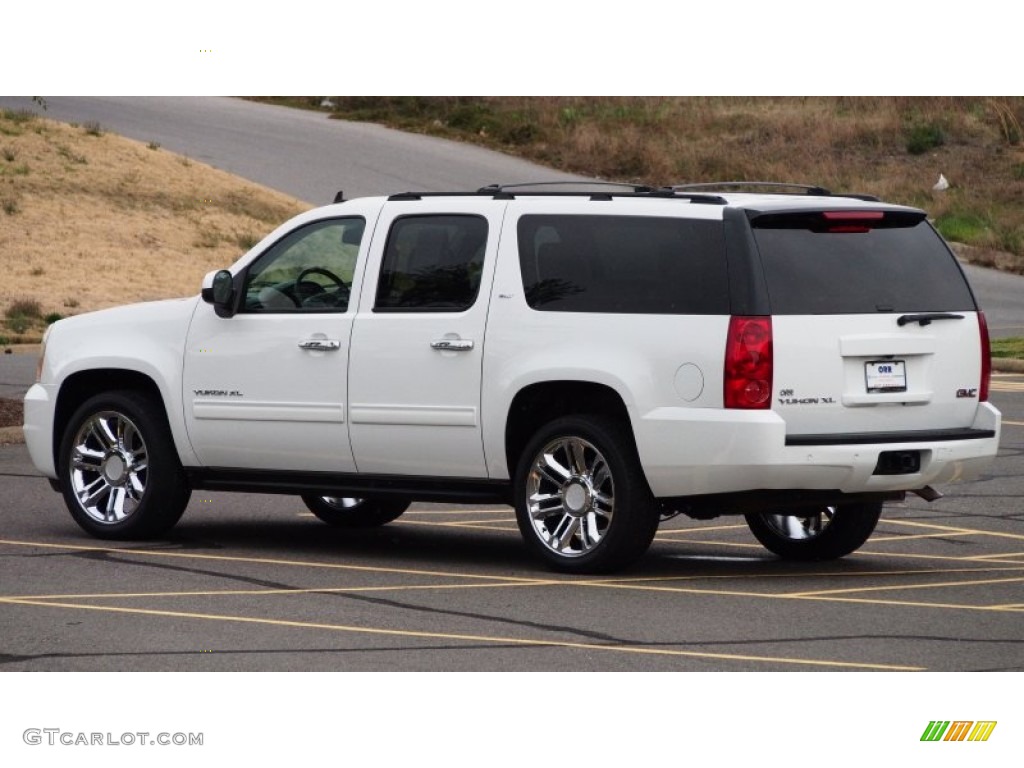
xmin=0 ymin=108 xmax=307 ymax=343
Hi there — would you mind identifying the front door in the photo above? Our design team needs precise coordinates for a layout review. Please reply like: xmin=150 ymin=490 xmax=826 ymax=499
xmin=183 ymin=215 xmax=367 ymax=472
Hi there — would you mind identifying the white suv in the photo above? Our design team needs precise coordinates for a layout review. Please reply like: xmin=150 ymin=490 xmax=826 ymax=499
xmin=23 ymin=182 xmax=1002 ymax=572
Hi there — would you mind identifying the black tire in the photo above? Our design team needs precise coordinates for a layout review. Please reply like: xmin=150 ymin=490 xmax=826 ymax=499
xmin=57 ymin=390 xmax=191 ymax=539
xmin=744 ymin=501 xmax=883 ymax=561
xmin=513 ymin=414 xmax=659 ymax=574
xmin=301 ymin=495 xmax=410 ymax=528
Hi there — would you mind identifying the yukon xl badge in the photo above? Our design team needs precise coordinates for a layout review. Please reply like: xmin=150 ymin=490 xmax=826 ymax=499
xmin=194 ymin=389 xmax=244 ymax=397
xmin=956 ymin=388 xmax=978 ymax=399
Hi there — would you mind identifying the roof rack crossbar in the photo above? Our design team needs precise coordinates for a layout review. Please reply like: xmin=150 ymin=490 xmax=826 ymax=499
xmin=670 ymin=181 xmax=833 ymax=196
xmin=478 ymin=181 xmax=657 ymax=194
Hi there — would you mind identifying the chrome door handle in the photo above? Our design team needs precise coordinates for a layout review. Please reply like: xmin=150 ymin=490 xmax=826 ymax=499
xmin=299 ymin=339 xmax=341 ymax=351
xmin=431 ymin=339 xmax=474 ymax=352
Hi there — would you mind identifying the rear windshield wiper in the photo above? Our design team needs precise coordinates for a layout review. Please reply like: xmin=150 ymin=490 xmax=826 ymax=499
xmin=896 ymin=312 xmax=965 ymax=327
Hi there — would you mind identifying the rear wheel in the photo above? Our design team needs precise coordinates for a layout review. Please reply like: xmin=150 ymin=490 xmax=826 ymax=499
xmin=58 ymin=390 xmax=191 ymax=539
xmin=744 ymin=501 xmax=882 ymax=560
xmin=301 ymin=495 xmax=410 ymax=528
xmin=514 ymin=415 xmax=659 ymax=573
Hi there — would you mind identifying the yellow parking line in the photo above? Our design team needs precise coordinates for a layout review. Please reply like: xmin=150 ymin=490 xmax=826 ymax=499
xmin=580 ymin=581 xmax=1024 ymax=612
xmin=397 ymin=519 xmax=519 ymax=531
xmin=1002 ymin=419 xmax=1024 ymax=427
xmin=787 ymin=575 xmax=1024 ymax=598
xmin=657 ymin=524 xmax=751 ymax=536
xmin=0 ymin=597 xmax=923 ymax=671
xmin=882 ymin=520 xmax=1024 ymax=542
xmin=4 ymin=565 xmax=1022 ymax=602
xmin=963 ymin=552 xmax=1024 ymax=562
xmin=865 ymin=531 xmax=978 ymax=544
xmin=0 ymin=581 xmax=555 ymax=602
xmin=0 ymin=538 xmax=545 ymax=584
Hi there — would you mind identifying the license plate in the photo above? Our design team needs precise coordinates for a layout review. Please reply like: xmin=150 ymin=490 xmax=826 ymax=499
xmin=865 ymin=360 xmax=907 ymax=393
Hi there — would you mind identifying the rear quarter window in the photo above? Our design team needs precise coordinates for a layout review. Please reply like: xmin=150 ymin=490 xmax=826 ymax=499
xmin=517 ymin=214 xmax=729 ymax=314
xmin=752 ymin=215 xmax=976 ymax=314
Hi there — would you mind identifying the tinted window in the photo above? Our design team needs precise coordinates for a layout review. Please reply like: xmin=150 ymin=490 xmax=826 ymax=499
xmin=375 ymin=215 xmax=488 ymax=312
xmin=242 ymin=217 xmax=364 ymax=313
xmin=753 ymin=218 xmax=976 ymax=314
xmin=517 ymin=215 xmax=729 ymax=314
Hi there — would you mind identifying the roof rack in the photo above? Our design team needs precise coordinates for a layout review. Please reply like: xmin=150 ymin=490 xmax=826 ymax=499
xmin=387 ymin=183 xmax=727 ymax=205
xmin=669 ymin=181 xmax=880 ymax=202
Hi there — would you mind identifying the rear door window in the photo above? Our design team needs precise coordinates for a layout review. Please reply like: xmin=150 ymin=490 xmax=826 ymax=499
xmin=751 ymin=212 xmax=976 ymax=314
xmin=375 ymin=214 xmax=488 ymax=312
xmin=517 ymin=214 xmax=729 ymax=314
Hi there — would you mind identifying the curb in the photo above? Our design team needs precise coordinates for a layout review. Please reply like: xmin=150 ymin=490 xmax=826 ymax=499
xmin=993 ymin=358 xmax=1024 ymax=373
xmin=0 ymin=426 xmax=24 ymax=446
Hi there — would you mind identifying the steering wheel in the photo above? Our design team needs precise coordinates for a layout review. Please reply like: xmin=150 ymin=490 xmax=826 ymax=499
xmin=295 ymin=267 xmax=349 ymax=307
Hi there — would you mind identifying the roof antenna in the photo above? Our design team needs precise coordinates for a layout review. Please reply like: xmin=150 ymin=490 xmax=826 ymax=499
xmin=333 ymin=190 xmax=345 ymax=203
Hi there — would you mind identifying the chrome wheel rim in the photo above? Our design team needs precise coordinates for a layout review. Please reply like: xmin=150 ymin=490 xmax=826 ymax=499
xmin=525 ymin=436 xmax=614 ymax=558
xmin=762 ymin=507 xmax=836 ymax=541
xmin=69 ymin=411 xmax=149 ymax=524
xmin=319 ymin=497 xmax=365 ymax=510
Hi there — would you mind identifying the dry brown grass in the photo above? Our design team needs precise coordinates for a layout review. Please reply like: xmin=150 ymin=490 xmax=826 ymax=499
xmin=0 ymin=110 xmax=307 ymax=338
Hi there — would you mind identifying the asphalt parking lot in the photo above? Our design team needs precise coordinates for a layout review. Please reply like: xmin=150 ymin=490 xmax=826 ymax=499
xmin=1 ymin=375 xmax=1021 ymax=672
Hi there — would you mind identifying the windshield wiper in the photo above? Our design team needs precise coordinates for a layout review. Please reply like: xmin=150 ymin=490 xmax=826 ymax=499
xmin=896 ymin=312 xmax=965 ymax=327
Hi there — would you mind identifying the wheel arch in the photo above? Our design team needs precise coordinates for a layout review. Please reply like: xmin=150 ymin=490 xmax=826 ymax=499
xmin=53 ymin=368 xmax=186 ymax=471
xmin=503 ymin=380 xmax=635 ymax=480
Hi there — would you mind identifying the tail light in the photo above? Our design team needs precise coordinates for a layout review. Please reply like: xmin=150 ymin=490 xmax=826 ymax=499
xmin=978 ymin=311 xmax=991 ymax=402
xmin=724 ymin=316 xmax=773 ymax=409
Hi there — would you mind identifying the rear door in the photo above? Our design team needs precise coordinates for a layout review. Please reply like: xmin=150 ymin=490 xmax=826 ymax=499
xmin=347 ymin=200 xmax=503 ymax=477
xmin=750 ymin=208 xmax=987 ymax=439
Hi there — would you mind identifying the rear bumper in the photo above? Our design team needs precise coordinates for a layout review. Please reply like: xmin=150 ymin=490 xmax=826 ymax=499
xmin=636 ymin=402 xmax=1001 ymax=498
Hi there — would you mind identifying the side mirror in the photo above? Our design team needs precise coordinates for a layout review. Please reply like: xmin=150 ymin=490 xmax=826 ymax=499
xmin=201 ymin=270 xmax=237 ymax=318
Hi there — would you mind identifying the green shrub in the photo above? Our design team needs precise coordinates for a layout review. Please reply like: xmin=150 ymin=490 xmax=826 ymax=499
xmin=7 ymin=316 xmax=29 ymax=334
xmin=905 ymin=122 xmax=945 ymax=155
xmin=44 ymin=312 xmax=63 ymax=325
xmin=83 ymin=121 xmax=103 ymax=137
xmin=990 ymin=337 xmax=1024 ymax=359
xmin=935 ymin=212 xmax=989 ymax=243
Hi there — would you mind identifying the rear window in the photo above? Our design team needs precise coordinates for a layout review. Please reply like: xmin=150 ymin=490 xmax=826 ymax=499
xmin=752 ymin=213 xmax=976 ymax=314
xmin=517 ymin=214 xmax=729 ymax=314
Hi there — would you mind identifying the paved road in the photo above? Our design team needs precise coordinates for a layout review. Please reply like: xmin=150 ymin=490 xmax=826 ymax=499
xmin=3 ymin=96 xmax=1021 ymax=336
xmin=0 ymin=96 xmax=586 ymax=203
xmin=962 ymin=263 xmax=1024 ymax=338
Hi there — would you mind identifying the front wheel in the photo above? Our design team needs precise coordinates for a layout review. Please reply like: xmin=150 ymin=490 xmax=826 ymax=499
xmin=301 ymin=495 xmax=410 ymax=528
xmin=58 ymin=390 xmax=191 ymax=539
xmin=744 ymin=502 xmax=883 ymax=561
xmin=514 ymin=415 xmax=659 ymax=574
